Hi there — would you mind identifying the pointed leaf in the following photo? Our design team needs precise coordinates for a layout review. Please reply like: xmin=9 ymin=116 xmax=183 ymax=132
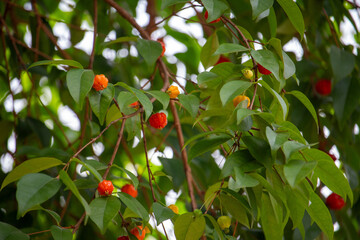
xmin=16 ymin=173 xmax=61 ymax=218
xmin=242 ymin=136 xmax=273 ymax=168
xmin=89 ymin=197 xmax=121 ymax=233
xmin=66 ymin=69 xmax=94 ymax=108
xmin=153 ymin=202 xmax=175 ymax=224
xmin=50 ymin=225 xmax=73 ymax=240
xmin=251 ymin=49 xmax=280 ymax=80
xmin=89 ymin=84 xmax=114 ymax=125
xmin=117 ymin=192 xmax=149 ymax=221
xmin=261 ymin=193 xmax=283 ymax=240
xmin=286 ymin=90 xmax=318 ymax=130
xmin=259 ymin=80 xmax=288 ymax=120
xmin=59 ymin=170 xmax=91 ymax=216
xmin=201 ymin=32 xmax=219 ymax=69
xmin=284 ymin=160 xmax=317 ymax=187
xmin=276 ymin=0 xmax=305 ymax=37
xmin=282 ymin=51 xmax=296 ymax=79
xmin=202 ymin=0 xmax=229 ymax=22
xmin=188 ymin=135 xmax=232 ymax=160
xmin=147 ymin=90 xmax=170 ymax=110
xmin=136 ymin=39 xmax=163 ymax=66
xmin=178 ymin=94 xmax=200 ymax=119
xmin=250 ymin=0 xmax=274 ymax=19
xmin=28 ymin=60 xmax=83 ymax=70
xmin=219 ymin=193 xmax=249 ymax=228
xmin=330 ymin=45 xmax=355 ymax=81
xmin=174 ymin=213 xmax=205 ymax=240
xmin=0 ymin=222 xmax=29 ymax=240
xmin=214 ymin=43 xmax=248 ymax=55
xmin=1 ymin=157 xmax=63 ymax=190
xmin=219 ymin=80 xmax=253 ymax=106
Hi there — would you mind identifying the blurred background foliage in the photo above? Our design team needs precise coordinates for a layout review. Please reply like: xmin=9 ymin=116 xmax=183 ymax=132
xmin=0 ymin=0 xmax=360 ymax=239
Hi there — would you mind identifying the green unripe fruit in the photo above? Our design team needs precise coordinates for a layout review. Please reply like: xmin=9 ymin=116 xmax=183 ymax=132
xmin=244 ymin=69 xmax=253 ymax=79
xmin=217 ymin=216 xmax=231 ymax=230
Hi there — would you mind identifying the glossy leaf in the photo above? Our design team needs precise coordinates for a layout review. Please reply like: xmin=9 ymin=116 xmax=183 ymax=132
xmin=147 ymin=90 xmax=170 ymax=110
xmin=202 ymin=0 xmax=229 ymax=22
xmin=284 ymin=160 xmax=317 ymax=187
xmin=28 ymin=59 xmax=83 ymax=70
xmin=259 ymin=80 xmax=288 ymax=120
xmin=242 ymin=136 xmax=273 ymax=168
xmin=89 ymin=84 xmax=115 ymax=125
xmin=89 ymin=197 xmax=121 ymax=234
xmin=214 ymin=43 xmax=248 ymax=55
xmin=16 ymin=173 xmax=61 ymax=218
xmin=250 ymin=0 xmax=274 ymax=19
xmin=66 ymin=69 xmax=94 ymax=108
xmin=50 ymin=225 xmax=73 ymax=240
xmin=136 ymin=39 xmax=163 ymax=66
xmin=1 ymin=157 xmax=63 ymax=190
xmin=188 ymin=135 xmax=232 ymax=160
xmin=219 ymin=80 xmax=253 ymax=106
xmin=178 ymin=94 xmax=200 ymax=119
xmin=174 ymin=213 xmax=206 ymax=240
xmin=0 ymin=221 xmax=29 ymax=240
xmin=117 ymin=192 xmax=149 ymax=221
xmin=219 ymin=193 xmax=249 ymax=228
xmin=152 ymin=202 xmax=175 ymax=224
xmin=251 ymin=49 xmax=280 ymax=80
xmin=59 ymin=170 xmax=91 ymax=216
xmin=276 ymin=0 xmax=305 ymax=37
xmin=116 ymin=82 xmax=153 ymax=120
xmin=200 ymin=32 xmax=219 ymax=69
xmin=286 ymin=90 xmax=318 ymax=130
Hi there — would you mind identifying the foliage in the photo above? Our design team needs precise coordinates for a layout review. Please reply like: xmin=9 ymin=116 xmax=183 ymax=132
xmin=0 ymin=0 xmax=359 ymax=239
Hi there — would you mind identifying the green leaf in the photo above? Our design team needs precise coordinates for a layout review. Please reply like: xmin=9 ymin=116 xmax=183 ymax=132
xmin=268 ymin=7 xmax=277 ymax=38
xmin=202 ymin=0 xmax=229 ymax=22
xmin=278 ymin=121 xmax=307 ymax=144
xmin=284 ymin=186 xmax=307 ymax=230
xmin=146 ymin=90 xmax=170 ymax=110
xmin=250 ymin=0 xmax=274 ymax=19
xmin=106 ymin=104 xmax=122 ymax=126
xmin=28 ymin=59 xmax=83 ymax=70
xmin=117 ymin=192 xmax=149 ymax=221
xmin=89 ymin=84 xmax=114 ymax=125
xmin=116 ymin=82 xmax=153 ymax=120
xmin=136 ymin=39 xmax=163 ymax=66
xmin=0 ymin=221 xmax=29 ymax=240
xmin=50 ymin=225 xmax=73 ymax=240
xmin=59 ymin=170 xmax=91 ymax=216
xmin=103 ymin=36 xmax=138 ymax=47
xmin=66 ymin=69 xmax=94 ymax=108
xmin=251 ymin=49 xmax=280 ymax=80
xmin=276 ymin=0 xmax=305 ymax=37
xmin=178 ymin=94 xmax=200 ymax=119
xmin=174 ymin=213 xmax=206 ymax=240
xmin=259 ymin=80 xmax=288 ymax=120
xmin=261 ymin=193 xmax=283 ymax=240
xmin=237 ymin=109 xmax=255 ymax=125
xmin=284 ymin=160 xmax=317 ymax=187
xmin=286 ymin=90 xmax=318 ymax=130
xmin=152 ymin=202 xmax=175 ymax=224
xmin=219 ymin=80 xmax=253 ymax=106
xmin=183 ymin=129 xmax=232 ymax=149
xmin=306 ymin=189 xmax=334 ymax=240
xmin=204 ymin=214 xmax=225 ymax=240
xmin=201 ymin=32 xmax=219 ymax=69
xmin=300 ymin=149 xmax=353 ymax=205
xmin=330 ymin=45 xmax=355 ymax=81
xmin=16 ymin=173 xmax=61 ymax=218
xmin=229 ymin=168 xmax=259 ymax=191
xmin=197 ymin=72 xmax=222 ymax=89
xmin=282 ymin=50 xmax=296 ymax=79
xmin=242 ymin=136 xmax=273 ymax=168
xmin=282 ymin=141 xmax=308 ymax=161
xmin=1 ymin=157 xmax=63 ymax=190
xmin=265 ymin=127 xmax=289 ymax=157
xmin=220 ymin=150 xmax=261 ymax=179
xmin=71 ymin=158 xmax=103 ymax=182
xmin=219 ymin=193 xmax=249 ymax=228
xmin=213 ymin=43 xmax=248 ymax=55
xmin=89 ymin=197 xmax=121 ymax=234
xmin=188 ymin=135 xmax=232 ymax=160
xmin=112 ymin=164 xmax=139 ymax=189
xmin=161 ymin=0 xmax=188 ymax=9
xmin=24 ymin=206 xmax=61 ymax=225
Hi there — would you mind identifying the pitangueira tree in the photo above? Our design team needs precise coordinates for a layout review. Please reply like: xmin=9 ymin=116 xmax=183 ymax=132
xmin=0 ymin=0 xmax=359 ymax=239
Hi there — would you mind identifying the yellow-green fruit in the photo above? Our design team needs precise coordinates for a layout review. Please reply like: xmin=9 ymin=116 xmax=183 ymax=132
xmin=168 ymin=204 xmax=179 ymax=214
xmin=244 ymin=69 xmax=253 ymax=79
xmin=217 ymin=216 xmax=231 ymax=230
